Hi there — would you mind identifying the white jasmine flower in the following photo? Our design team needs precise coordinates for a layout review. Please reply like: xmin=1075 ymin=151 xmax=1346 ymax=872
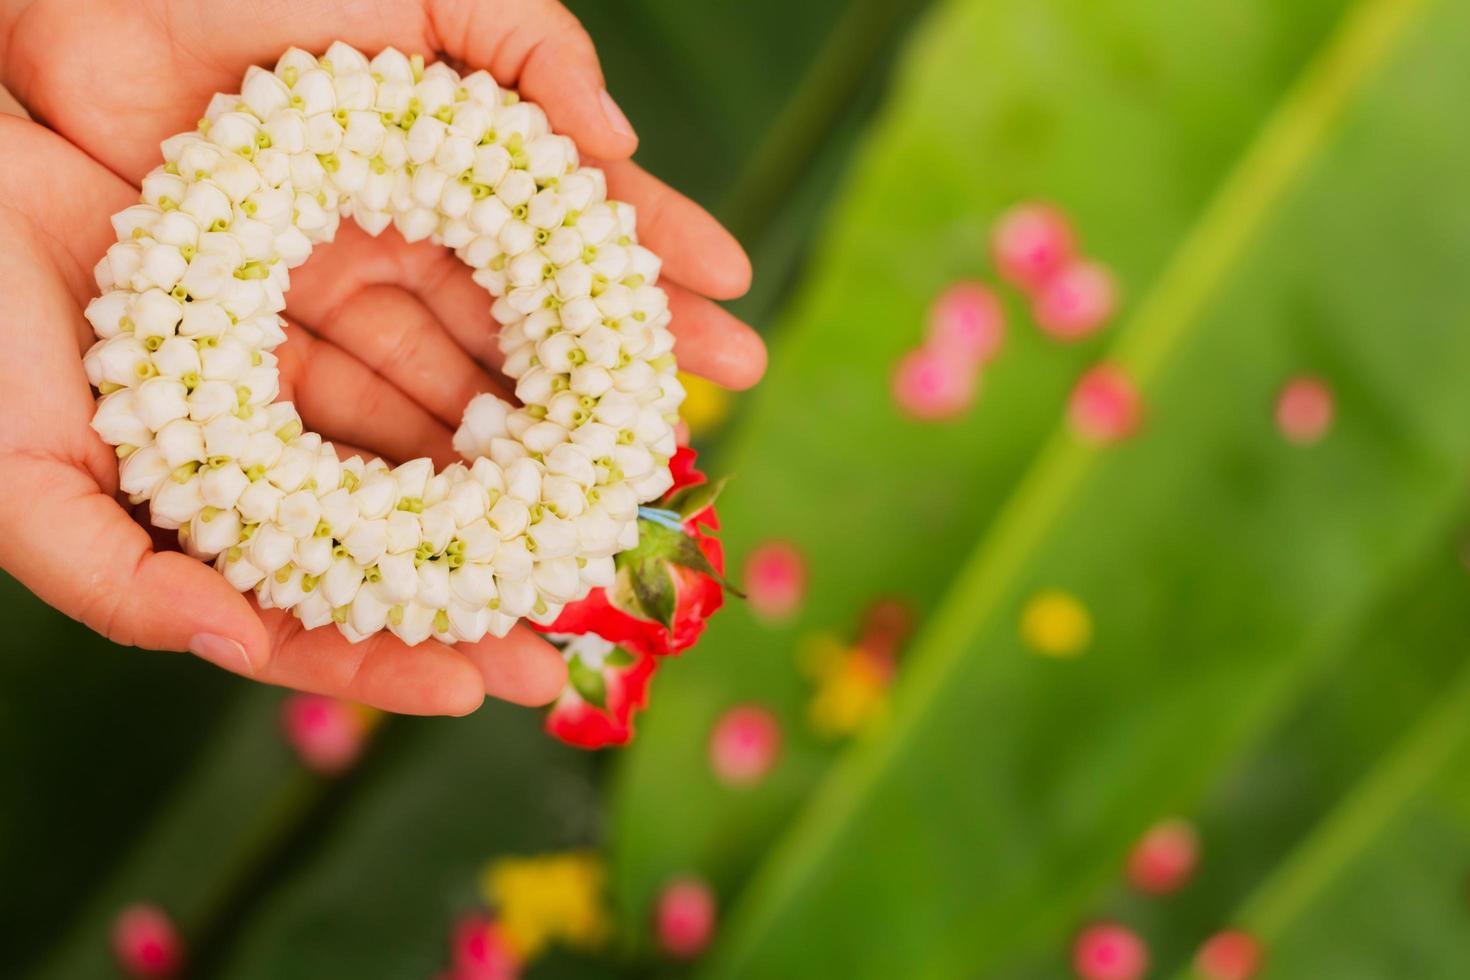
xmin=154 ymin=418 xmax=206 ymax=468
xmin=373 ymin=551 xmax=419 ymax=604
xmin=293 ymin=69 xmax=337 ymax=115
xmin=447 ymin=602 xmax=490 ymax=643
xmin=495 ymin=168 xmax=536 ymax=207
xmin=241 ymin=66 xmax=292 ymax=118
xmin=416 ymin=560 xmax=452 ymax=609
xmin=131 ymin=289 xmax=185 ymax=339
xmin=249 ymin=522 xmax=296 ymax=573
xmin=135 ymin=378 xmax=191 ymax=431
xmin=190 ymin=506 xmax=242 ymax=559
xmin=296 ymin=591 xmax=334 ymax=630
xmin=294 ymin=534 xmax=333 ymax=576
xmin=276 ymin=489 xmax=322 ymax=538
xmin=92 ymin=391 xmax=153 ymax=447
xmin=385 ymin=509 xmax=422 ymax=554
xmin=321 ymin=557 xmax=365 ymax=608
xmin=389 ymin=601 xmax=436 ymax=645
xmin=201 ymin=463 xmax=250 ymax=510
xmin=266 ymin=446 xmax=314 ymax=492
xmin=236 ymin=477 xmax=284 ymax=524
xmin=119 ymin=445 xmax=171 ymax=499
xmin=457 ymin=518 xmax=501 ymax=562
xmin=532 ymin=557 xmax=581 ymax=603
xmin=84 ymin=337 xmax=142 ymax=390
xmin=491 ymin=539 xmax=534 ymax=583
xmin=222 ymin=555 xmax=267 ymax=591
xmin=85 ymin=291 xmax=133 ymax=339
xmin=151 ymin=474 xmax=206 ymax=529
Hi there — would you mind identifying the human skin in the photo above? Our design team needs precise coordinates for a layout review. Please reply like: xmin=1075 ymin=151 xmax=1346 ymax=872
xmin=0 ymin=0 xmax=766 ymax=715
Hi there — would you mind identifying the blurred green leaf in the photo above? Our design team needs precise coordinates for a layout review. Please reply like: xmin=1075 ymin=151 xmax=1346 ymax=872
xmin=665 ymin=476 xmax=727 ymax=521
xmin=609 ymin=0 xmax=1470 ymax=975
xmin=989 ymin=515 xmax=1470 ymax=977
xmin=572 ymin=655 xmax=612 ymax=708
xmin=27 ymin=690 xmax=317 ymax=979
xmin=0 ymin=574 xmax=238 ymax=973
xmin=208 ymin=706 xmax=601 ymax=979
xmin=612 ymin=0 xmax=1357 ymax=938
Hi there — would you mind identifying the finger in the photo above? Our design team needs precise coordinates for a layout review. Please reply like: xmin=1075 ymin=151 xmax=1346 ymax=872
xmin=287 ymin=224 xmax=510 ymax=380
xmin=275 ymin=324 xmax=459 ymax=467
xmin=666 ymin=283 xmax=768 ymax=390
xmin=597 ymin=159 xmax=753 ymax=300
xmin=0 ymin=454 xmax=269 ymax=670
xmin=318 ymin=284 xmax=503 ymax=426
xmin=431 ymin=0 xmax=639 ymax=159
xmin=259 ymin=609 xmax=485 ymax=716
xmin=0 ymin=116 xmax=136 ymax=307
xmin=455 ymin=625 xmax=568 ymax=707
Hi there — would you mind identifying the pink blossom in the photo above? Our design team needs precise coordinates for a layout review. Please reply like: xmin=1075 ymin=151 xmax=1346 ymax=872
xmin=1126 ymin=818 xmax=1199 ymax=895
xmin=1275 ymin=376 xmax=1334 ymax=445
xmin=709 ymin=704 xmax=782 ymax=786
xmin=744 ymin=541 xmax=807 ymax=622
xmin=280 ymin=695 xmax=370 ymax=775
xmin=448 ymin=913 xmax=520 ymax=980
xmin=111 ymin=904 xmax=182 ymax=978
xmin=1072 ymin=923 xmax=1148 ymax=980
xmin=926 ymin=282 xmax=1005 ymax=365
xmin=1070 ymin=364 xmax=1141 ymax=444
xmin=1196 ymin=929 xmax=1263 ymax=980
xmin=1034 ymin=260 xmax=1117 ymax=340
xmin=655 ymin=877 xmax=717 ymax=959
xmin=992 ymin=202 xmax=1076 ymax=291
xmin=892 ymin=346 xmax=978 ymax=421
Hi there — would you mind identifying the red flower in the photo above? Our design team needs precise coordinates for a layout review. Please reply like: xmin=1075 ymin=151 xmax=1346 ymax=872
xmin=544 ymin=645 xmax=658 ymax=749
xmin=538 ymin=448 xmax=729 ymax=749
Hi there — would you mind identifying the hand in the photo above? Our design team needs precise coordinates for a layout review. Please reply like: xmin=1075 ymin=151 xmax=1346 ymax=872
xmin=0 ymin=0 xmax=766 ymax=715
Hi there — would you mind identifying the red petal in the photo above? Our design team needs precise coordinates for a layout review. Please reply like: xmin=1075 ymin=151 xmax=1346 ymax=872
xmin=545 ymin=652 xmax=658 ymax=749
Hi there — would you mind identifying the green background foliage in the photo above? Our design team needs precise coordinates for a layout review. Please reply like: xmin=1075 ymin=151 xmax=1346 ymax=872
xmin=6 ymin=0 xmax=1470 ymax=976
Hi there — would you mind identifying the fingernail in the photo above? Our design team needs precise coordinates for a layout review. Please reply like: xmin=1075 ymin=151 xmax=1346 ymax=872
xmin=599 ymin=88 xmax=636 ymax=141
xmin=189 ymin=633 xmax=255 ymax=676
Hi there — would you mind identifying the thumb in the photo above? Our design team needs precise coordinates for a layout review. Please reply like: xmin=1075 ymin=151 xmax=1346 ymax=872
xmin=0 ymin=457 xmax=270 ymax=675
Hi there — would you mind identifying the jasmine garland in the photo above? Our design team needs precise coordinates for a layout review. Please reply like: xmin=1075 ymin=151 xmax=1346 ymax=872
xmin=83 ymin=42 xmax=684 ymax=646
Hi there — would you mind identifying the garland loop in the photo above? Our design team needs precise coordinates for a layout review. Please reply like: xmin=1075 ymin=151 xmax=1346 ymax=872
xmin=83 ymin=43 xmax=684 ymax=645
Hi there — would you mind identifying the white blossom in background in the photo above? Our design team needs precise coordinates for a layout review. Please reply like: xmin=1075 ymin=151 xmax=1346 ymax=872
xmin=82 ymin=43 xmax=683 ymax=646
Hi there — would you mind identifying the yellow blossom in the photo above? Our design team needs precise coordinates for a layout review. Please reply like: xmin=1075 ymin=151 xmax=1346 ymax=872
xmin=1019 ymin=589 xmax=1092 ymax=657
xmin=807 ymin=649 xmax=890 ymax=739
xmin=480 ymin=851 xmax=609 ymax=961
xmin=678 ymin=371 xmax=732 ymax=437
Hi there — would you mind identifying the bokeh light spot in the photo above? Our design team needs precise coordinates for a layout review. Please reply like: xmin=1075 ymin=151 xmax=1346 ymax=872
xmin=1034 ymin=260 xmax=1118 ymax=341
xmin=1021 ymin=589 xmax=1093 ymax=657
xmin=709 ymin=704 xmax=782 ymax=786
xmin=892 ymin=345 xmax=979 ymax=421
xmin=1126 ymin=818 xmax=1199 ymax=895
xmin=1196 ymin=929 xmax=1264 ymax=980
xmin=112 ymin=903 xmax=182 ymax=979
xmin=678 ymin=371 xmax=733 ymax=439
xmin=1072 ymin=922 xmax=1149 ymax=980
xmin=280 ymin=694 xmax=376 ymax=775
xmin=1275 ymin=376 xmax=1334 ymax=445
xmin=1070 ymin=364 xmax=1142 ymax=443
xmin=448 ymin=913 xmax=520 ymax=980
xmin=655 ymin=877 xmax=717 ymax=959
xmin=926 ymin=281 xmax=1005 ymax=365
xmin=992 ymin=201 xmax=1077 ymax=292
xmin=744 ymin=541 xmax=808 ymax=622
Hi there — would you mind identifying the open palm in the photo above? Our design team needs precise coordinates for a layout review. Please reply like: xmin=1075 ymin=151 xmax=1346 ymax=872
xmin=0 ymin=0 xmax=764 ymax=714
